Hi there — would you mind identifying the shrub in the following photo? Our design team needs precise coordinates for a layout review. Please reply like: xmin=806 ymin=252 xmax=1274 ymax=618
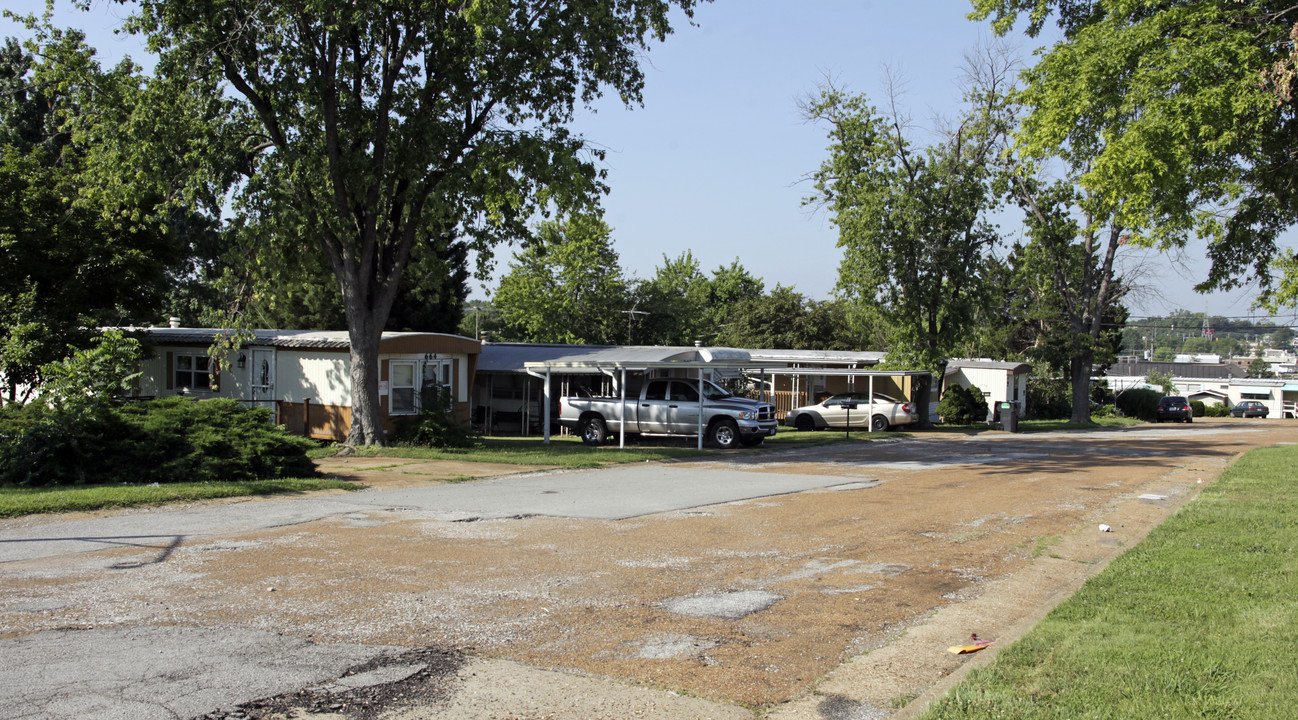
xmin=1090 ymin=379 xmax=1115 ymax=405
xmin=1026 ymin=377 xmax=1071 ymax=420
xmin=1205 ymin=402 xmax=1231 ymax=417
xmin=0 ymin=402 xmax=46 ymax=442
xmin=38 ymin=330 xmax=143 ymax=411
xmin=1092 ymin=403 xmax=1117 ymax=418
xmin=390 ymin=386 xmax=478 ymax=448
xmin=0 ymin=404 xmax=145 ymax=486
xmin=1116 ymin=388 xmax=1162 ymax=421
xmin=0 ymin=397 xmax=317 ymax=486
xmin=967 ymin=384 xmax=990 ymax=423
xmin=1190 ymin=400 xmax=1205 ymax=417
xmin=118 ymin=397 xmax=318 ymax=483
xmin=938 ymin=384 xmax=989 ymax=425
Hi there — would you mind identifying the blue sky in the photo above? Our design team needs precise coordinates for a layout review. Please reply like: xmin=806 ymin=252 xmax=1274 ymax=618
xmin=2 ymin=0 xmax=1283 ymax=319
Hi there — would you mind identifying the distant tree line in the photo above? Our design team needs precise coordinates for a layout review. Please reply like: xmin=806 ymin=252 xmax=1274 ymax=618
xmin=466 ymin=215 xmax=868 ymax=351
xmin=1120 ymin=311 xmax=1294 ymax=361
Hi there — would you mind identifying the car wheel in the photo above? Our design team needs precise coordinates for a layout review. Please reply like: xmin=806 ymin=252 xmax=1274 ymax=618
xmin=870 ymin=414 xmax=889 ymax=432
xmin=794 ymin=415 xmax=816 ymax=432
xmin=709 ymin=418 xmax=740 ymax=449
xmin=1186 ymin=417 xmax=1193 ymax=423
xmin=581 ymin=416 xmax=608 ymax=446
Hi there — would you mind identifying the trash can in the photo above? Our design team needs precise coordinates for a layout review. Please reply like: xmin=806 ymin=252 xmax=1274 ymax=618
xmin=999 ymin=401 xmax=1018 ymax=433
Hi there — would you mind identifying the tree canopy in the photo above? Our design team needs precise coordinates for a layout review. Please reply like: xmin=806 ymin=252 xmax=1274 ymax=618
xmin=970 ymin=0 xmax=1298 ymax=308
xmin=804 ymin=55 xmax=1015 ymax=375
xmin=128 ymin=0 xmax=706 ymax=443
xmin=494 ymin=215 xmax=631 ymax=345
xmin=0 ymin=30 xmax=189 ymax=401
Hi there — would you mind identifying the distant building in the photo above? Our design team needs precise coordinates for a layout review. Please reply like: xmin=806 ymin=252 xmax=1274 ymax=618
xmin=1172 ymin=353 xmax=1221 ymax=364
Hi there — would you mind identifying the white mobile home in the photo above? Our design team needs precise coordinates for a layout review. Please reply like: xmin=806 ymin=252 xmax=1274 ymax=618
xmin=945 ymin=360 xmax=1032 ymax=417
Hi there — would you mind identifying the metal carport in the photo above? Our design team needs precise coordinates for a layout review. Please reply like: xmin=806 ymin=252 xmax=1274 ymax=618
xmin=524 ymin=354 xmax=931 ymax=449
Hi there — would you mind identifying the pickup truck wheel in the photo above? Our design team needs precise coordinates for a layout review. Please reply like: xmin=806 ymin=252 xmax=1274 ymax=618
xmin=709 ymin=418 xmax=740 ymax=449
xmin=794 ymin=415 xmax=816 ymax=432
xmin=870 ymin=414 xmax=890 ymax=432
xmin=581 ymin=416 xmax=608 ymax=446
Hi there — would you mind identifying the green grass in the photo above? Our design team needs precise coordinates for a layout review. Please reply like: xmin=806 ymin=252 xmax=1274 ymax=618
xmin=313 ymin=428 xmax=905 ymax=467
xmin=918 ymin=444 xmax=1298 ymax=720
xmin=931 ymin=416 xmax=1141 ymax=434
xmin=317 ymin=435 xmax=712 ymax=467
xmin=0 ymin=477 xmax=359 ymax=518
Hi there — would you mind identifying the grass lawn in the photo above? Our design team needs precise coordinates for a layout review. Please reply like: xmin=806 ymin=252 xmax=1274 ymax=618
xmin=0 ymin=477 xmax=358 ymax=518
xmin=917 ymin=443 xmax=1298 ymax=720
xmin=930 ymin=416 xmax=1141 ymax=434
xmin=314 ymin=427 xmax=901 ymax=467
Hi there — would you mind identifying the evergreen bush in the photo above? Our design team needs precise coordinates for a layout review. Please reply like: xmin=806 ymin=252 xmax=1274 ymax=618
xmin=0 ymin=397 xmax=317 ymax=486
xmin=967 ymin=384 xmax=990 ymax=423
xmin=938 ymin=384 xmax=989 ymax=425
xmin=1190 ymin=400 xmax=1205 ymax=417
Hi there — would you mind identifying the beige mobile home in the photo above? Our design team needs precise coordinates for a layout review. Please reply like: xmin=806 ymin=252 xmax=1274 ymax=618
xmin=135 ymin=327 xmax=480 ymax=441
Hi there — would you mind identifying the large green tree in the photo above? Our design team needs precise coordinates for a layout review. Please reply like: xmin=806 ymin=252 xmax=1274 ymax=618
xmin=493 ymin=215 xmax=631 ymax=345
xmin=0 ymin=30 xmax=199 ymax=401
xmin=630 ymin=254 xmax=768 ymax=347
xmin=633 ymin=252 xmax=712 ymax=346
xmin=805 ymin=57 xmax=1015 ymax=377
xmin=971 ymin=0 xmax=1298 ymax=308
xmin=127 ymin=0 xmax=704 ymax=444
xmin=715 ymin=287 xmax=858 ymax=351
xmin=1005 ymin=175 xmax=1130 ymax=423
xmin=192 ymin=219 xmax=471 ymax=334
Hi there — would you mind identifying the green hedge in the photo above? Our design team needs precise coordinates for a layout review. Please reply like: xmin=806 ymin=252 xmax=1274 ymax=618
xmin=1116 ymin=388 xmax=1162 ymax=421
xmin=0 ymin=397 xmax=317 ymax=486
xmin=1025 ymin=377 xmax=1070 ymax=420
xmin=1205 ymin=401 xmax=1231 ymax=417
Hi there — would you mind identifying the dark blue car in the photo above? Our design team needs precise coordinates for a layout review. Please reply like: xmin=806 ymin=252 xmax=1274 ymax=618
xmin=1230 ymin=400 xmax=1269 ymax=418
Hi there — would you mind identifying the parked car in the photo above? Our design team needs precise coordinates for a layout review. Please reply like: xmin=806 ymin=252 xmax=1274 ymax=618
xmin=1230 ymin=400 xmax=1269 ymax=418
xmin=784 ymin=391 xmax=917 ymax=432
xmin=1155 ymin=396 xmax=1193 ymax=423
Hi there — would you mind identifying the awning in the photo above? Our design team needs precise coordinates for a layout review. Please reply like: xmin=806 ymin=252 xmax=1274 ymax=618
xmin=1282 ymin=384 xmax=1298 ymax=393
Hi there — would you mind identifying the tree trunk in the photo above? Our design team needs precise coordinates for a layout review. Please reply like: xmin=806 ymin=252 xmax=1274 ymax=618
xmin=340 ymin=284 xmax=391 ymax=446
xmin=346 ymin=327 xmax=386 ymax=446
xmin=1069 ymin=354 xmax=1093 ymax=425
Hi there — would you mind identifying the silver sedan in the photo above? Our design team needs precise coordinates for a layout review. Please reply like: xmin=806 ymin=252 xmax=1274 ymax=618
xmin=784 ymin=392 xmax=918 ymax=432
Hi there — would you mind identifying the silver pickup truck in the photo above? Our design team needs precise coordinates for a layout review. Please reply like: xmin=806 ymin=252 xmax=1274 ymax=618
xmin=558 ymin=377 xmax=778 ymax=449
